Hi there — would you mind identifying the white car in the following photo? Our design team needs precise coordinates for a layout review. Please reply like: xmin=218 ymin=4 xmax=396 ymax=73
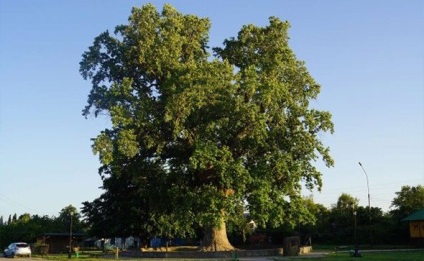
xmin=3 ymin=242 xmax=31 ymax=258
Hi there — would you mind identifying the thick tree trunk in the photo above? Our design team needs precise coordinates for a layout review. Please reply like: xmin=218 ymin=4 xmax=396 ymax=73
xmin=198 ymin=218 xmax=235 ymax=251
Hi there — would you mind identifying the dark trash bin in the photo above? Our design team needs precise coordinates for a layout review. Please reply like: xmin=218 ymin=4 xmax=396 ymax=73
xmin=283 ymin=236 xmax=300 ymax=256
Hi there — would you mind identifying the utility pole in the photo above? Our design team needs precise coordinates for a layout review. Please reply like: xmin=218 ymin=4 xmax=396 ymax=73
xmin=68 ymin=211 xmax=73 ymax=259
xmin=358 ymin=162 xmax=370 ymax=212
xmin=358 ymin=162 xmax=371 ymax=243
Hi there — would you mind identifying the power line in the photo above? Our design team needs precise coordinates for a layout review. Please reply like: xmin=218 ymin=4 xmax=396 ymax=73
xmin=0 ymin=192 xmax=39 ymax=215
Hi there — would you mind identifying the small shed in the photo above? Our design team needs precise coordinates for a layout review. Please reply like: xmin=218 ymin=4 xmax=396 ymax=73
xmin=38 ymin=233 xmax=86 ymax=254
xmin=402 ymin=208 xmax=424 ymax=238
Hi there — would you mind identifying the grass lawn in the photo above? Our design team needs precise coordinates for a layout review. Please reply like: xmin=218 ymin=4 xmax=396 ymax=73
xmin=34 ymin=249 xmax=424 ymax=261
xmin=316 ymin=250 xmax=424 ymax=261
xmin=33 ymin=251 xmax=104 ymax=260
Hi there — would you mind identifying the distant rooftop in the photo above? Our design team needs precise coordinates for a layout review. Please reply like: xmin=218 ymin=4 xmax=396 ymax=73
xmin=40 ymin=232 xmax=87 ymax=237
xmin=402 ymin=208 xmax=424 ymax=221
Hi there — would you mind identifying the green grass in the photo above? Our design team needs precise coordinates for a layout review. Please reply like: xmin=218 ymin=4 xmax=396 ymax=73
xmin=33 ymin=251 xmax=104 ymax=260
xmin=312 ymin=244 xmax=415 ymax=251
xmin=320 ymin=250 xmax=423 ymax=261
xmin=34 ymin=249 xmax=424 ymax=261
xmin=33 ymin=256 xmax=98 ymax=260
xmin=274 ymin=250 xmax=424 ymax=261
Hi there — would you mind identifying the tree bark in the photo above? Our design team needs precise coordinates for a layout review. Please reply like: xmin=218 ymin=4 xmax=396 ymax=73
xmin=198 ymin=218 xmax=235 ymax=251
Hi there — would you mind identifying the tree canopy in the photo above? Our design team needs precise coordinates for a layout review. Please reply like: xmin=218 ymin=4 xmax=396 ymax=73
xmin=80 ymin=3 xmax=334 ymax=250
xmin=391 ymin=185 xmax=424 ymax=218
xmin=0 ymin=205 xmax=84 ymax=248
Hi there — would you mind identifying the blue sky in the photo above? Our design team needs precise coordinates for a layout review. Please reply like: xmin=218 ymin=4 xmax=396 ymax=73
xmin=0 ymin=0 xmax=423 ymax=218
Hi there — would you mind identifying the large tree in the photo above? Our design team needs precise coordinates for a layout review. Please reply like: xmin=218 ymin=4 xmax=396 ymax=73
xmin=391 ymin=185 xmax=424 ymax=218
xmin=80 ymin=4 xmax=334 ymax=250
xmin=329 ymin=193 xmax=358 ymax=236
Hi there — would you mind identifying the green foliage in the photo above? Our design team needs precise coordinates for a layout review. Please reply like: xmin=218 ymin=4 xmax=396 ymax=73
xmin=322 ymin=251 xmax=424 ymax=261
xmin=328 ymin=194 xmax=359 ymax=239
xmin=80 ymin=3 xmax=334 ymax=240
xmin=0 ymin=206 xmax=84 ymax=249
xmin=293 ymin=192 xmax=418 ymax=246
xmin=334 ymin=193 xmax=359 ymax=211
xmin=226 ymin=205 xmax=255 ymax=244
xmin=391 ymin=185 xmax=424 ymax=219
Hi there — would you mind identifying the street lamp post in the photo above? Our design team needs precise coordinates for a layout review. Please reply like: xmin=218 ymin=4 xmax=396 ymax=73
xmin=352 ymin=210 xmax=362 ymax=257
xmin=68 ymin=211 xmax=73 ymax=259
xmin=353 ymin=210 xmax=357 ymax=244
xmin=358 ymin=162 xmax=372 ymax=244
xmin=358 ymin=162 xmax=371 ymax=213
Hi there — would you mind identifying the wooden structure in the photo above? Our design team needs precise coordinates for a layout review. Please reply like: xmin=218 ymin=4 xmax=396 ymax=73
xmin=38 ymin=233 xmax=86 ymax=254
xmin=402 ymin=208 xmax=424 ymax=238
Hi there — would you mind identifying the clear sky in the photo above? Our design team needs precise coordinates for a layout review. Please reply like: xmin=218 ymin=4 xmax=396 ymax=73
xmin=0 ymin=0 xmax=423 ymax=218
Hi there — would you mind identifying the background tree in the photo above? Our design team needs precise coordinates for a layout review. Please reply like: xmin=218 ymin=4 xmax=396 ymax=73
xmin=334 ymin=193 xmax=359 ymax=211
xmin=0 ymin=207 xmax=86 ymax=249
xmin=80 ymin=3 xmax=334 ymax=250
xmin=391 ymin=185 xmax=424 ymax=219
xmin=297 ymin=196 xmax=331 ymax=244
xmin=328 ymin=193 xmax=359 ymax=244
xmin=388 ymin=185 xmax=424 ymax=244
xmin=82 ymin=170 xmax=152 ymax=240
xmin=56 ymin=205 xmax=83 ymax=232
xmin=331 ymin=193 xmax=359 ymax=231
xmin=226 ymin=204 xmax=254 ymax=245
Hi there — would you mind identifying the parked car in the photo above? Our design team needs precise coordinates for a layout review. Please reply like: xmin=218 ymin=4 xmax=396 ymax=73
xmin=3 ymin=242 xmax=31 ymax=258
